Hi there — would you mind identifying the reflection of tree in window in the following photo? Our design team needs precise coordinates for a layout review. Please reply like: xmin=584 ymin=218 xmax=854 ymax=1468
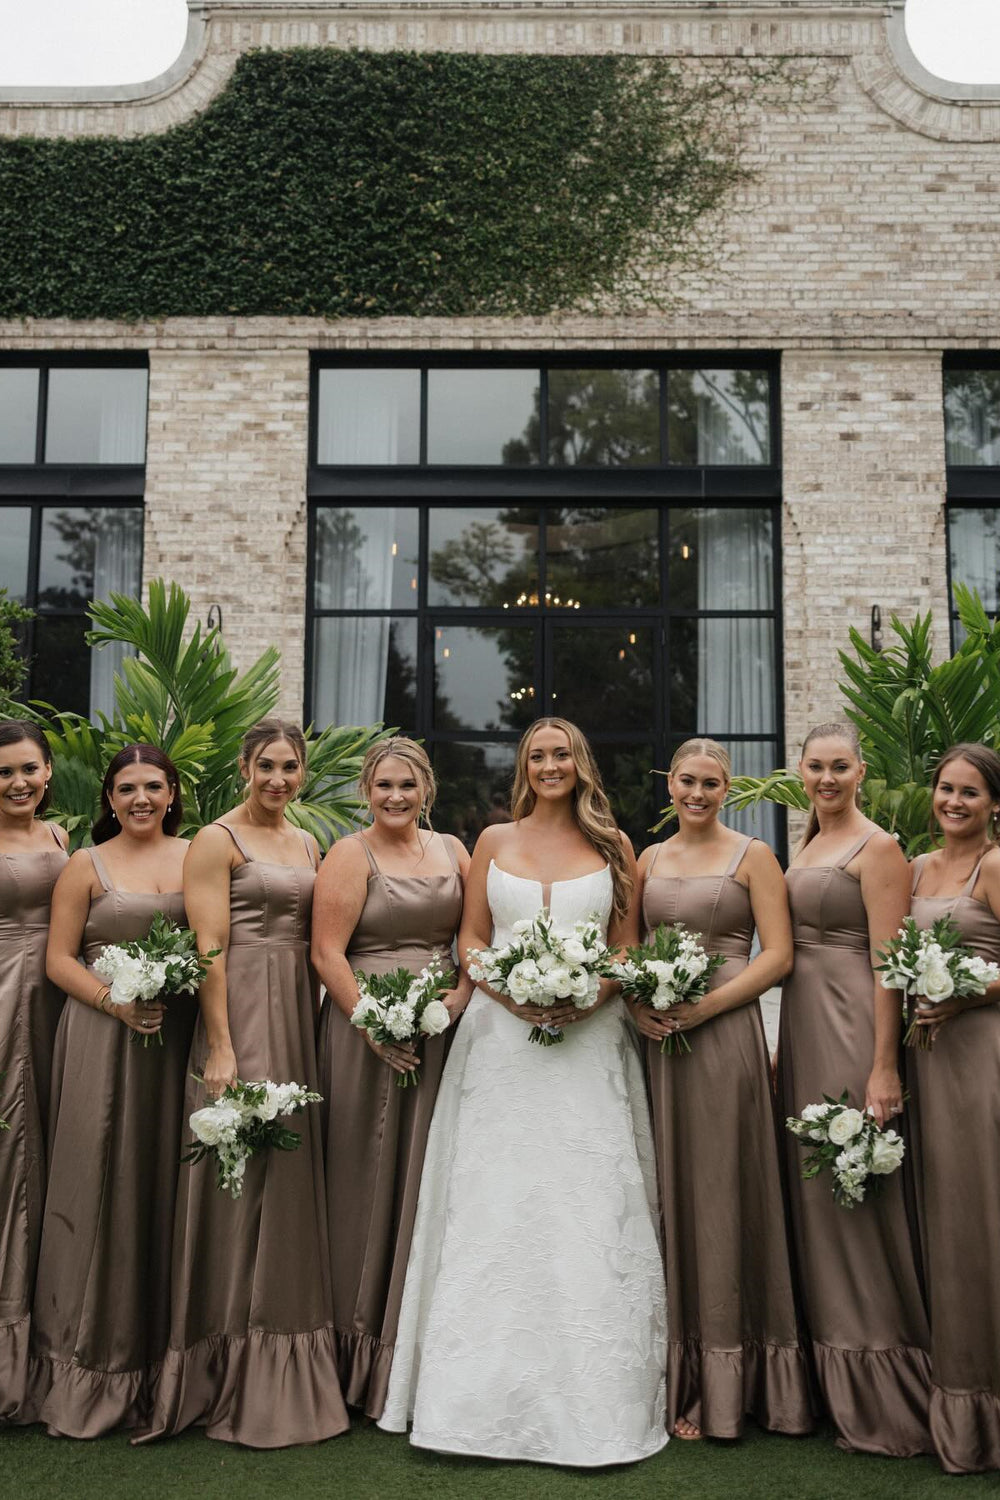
xmin=547 ymin=507 xmax=658 ymax=608
xmin=945 ymin=371 xmax=1000 ymax=465
xmin=503 ymin=369 xmax=659 ymax=467
xmin=38 ymin=509 xmax=101 ymax=609
xmin=428 ymin=519 xmax=526 ymax=608
xmin=314 ymin=508 xmax=368 ymax=608
xmin=384 ymin=623 xmax=418 ymax=731
xmin=669 ymin=370 xmax=770 ymax=465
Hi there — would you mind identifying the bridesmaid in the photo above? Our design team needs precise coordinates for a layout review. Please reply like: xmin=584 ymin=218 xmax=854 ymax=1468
xmin=142 ymin=717 xmax=348 ymax=1448
xmin=0 ymin=721 xmax=67 ymax=1420
xmin=908 ymin=743 xmax=1000 ymax=1473
xmin=30 ymin=744 xmax=192 ymax=1437
xmin=635 ymin=738 xmax=812 ymax=1442
xmin=313 ymin=737 xmax=471 ymax=1417
xmin=779 ymin=721 xmax=931 ymax=1456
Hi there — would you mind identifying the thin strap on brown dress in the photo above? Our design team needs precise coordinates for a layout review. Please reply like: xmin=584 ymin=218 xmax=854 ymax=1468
xmin=962 ymin=852 xmax=989 ymax=899
xmin=835 ymin=829 xmax=878 ymax=869
xmin=214 ymin=823 xmax=254 ymax=862
xmin=725 ymin=835 xmax=755 ymax=879
xmin=48 ymin=822 xmax=65 ymax=850
xmin=646 ymin=840 xmax=665 ymax=877
xmin=910 ymin=852 xmax=928 ymax=895
xmin=354 ymin=834 xmax=380 ymax=876
xmin=299 ymin=828 xmax=318 ymax=870
xmin=86 ymin=845 xmax=115 ymax=892
xmin=440 ymin=833 xmax=462 ymax=875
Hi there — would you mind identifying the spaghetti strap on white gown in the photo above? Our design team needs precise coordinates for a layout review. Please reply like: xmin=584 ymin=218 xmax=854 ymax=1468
xmin=379 ymin=861 xmax=668 ymax=1466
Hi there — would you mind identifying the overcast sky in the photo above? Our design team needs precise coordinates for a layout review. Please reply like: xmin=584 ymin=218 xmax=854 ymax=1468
xmin=0 ymin=0 xmax=998 ymax=86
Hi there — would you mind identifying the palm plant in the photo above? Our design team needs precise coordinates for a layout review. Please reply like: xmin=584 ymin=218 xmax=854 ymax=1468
xmin=699 ymin=587 xmax=1000 ymax=856
xmin=27 ymin=580 xmax=386 ymax=848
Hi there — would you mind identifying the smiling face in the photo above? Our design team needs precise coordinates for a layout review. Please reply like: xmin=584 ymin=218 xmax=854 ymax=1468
xmin=525 ymin=725 xmax=578 ymax=803
xmin=799 ymin=735 xmax=865 ymax=815
xmin=242 ymin=737 xmax=304 ymax=813
xmin=0 ymin=737 xmax=52 ymax=823
xmin=368 ymin=754 xmax=425 ymax=830
xmin=109 ymin=761 xmax=173 ymax=837
xmin=667 ymin=753 xmax=729 ymax=830
xmin=933 ymin=756 xmax=999 ymax=844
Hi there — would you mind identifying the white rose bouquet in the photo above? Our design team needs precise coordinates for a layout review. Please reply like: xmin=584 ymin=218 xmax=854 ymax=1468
xmin=614 ymin=923 xmax=727 ymax=1054
xmin=92 ymin=911 xmax=219 ymax=1047
xmin=876 ymin=914 xmax=1000 ymax=1049
xmin=350 ymin=956 xmax=454 ymax=1085
xmin=786 ymin=1091 xmax=906 ymax=1208
xmin=466 ymin=910 xmax=617 ymax=1045
xmin=183 ymin=1078 xmax=322 ymax=1199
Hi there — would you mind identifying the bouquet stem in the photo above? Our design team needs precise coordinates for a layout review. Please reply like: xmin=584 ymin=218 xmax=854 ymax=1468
xmin=659 ymin=1032 xmax=691 ymax=1055
xmin=528 ymin=1024 xmax=565 ymax=1045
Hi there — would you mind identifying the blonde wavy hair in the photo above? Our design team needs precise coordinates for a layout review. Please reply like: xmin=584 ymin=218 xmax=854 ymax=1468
xmin=510 ymin=717 xmax=632 ymax=922
xmin=358 ymin=737 xmax=436 ymax=824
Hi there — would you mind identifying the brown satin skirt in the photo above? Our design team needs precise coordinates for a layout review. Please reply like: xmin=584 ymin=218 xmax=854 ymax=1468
xmin=320 ymin=998 xmax=449 ymax=1418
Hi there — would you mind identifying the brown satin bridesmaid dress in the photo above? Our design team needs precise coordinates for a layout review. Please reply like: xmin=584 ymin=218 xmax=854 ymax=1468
xmin=318 ymin=833 xmax=463 ymax=1418
xmin=909 ymin=852 xmax=1000 ymax=1474
xmin=779 ymin=829 xmax=932 ymax=1457
xmin=141 ymin=824 xmax=348 ymax=1448
xmin=0 ymin=828 xmax=66 ymax=1419
xmin=643 ymin=835 xmax=813 ymax=1439
xmin=28 ymin=846 xmax=194 ymax=1437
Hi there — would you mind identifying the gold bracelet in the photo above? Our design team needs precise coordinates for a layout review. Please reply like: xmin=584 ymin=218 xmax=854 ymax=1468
xmin=94 ymin=986 xmax=112 ymax=1013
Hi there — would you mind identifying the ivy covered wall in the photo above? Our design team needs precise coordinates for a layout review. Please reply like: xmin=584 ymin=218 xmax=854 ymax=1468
xmin=0 ymin=48 xmax=763 ymax=321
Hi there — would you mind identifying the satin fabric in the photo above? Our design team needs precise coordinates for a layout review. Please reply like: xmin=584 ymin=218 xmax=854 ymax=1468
xmin=0 ymin=834 xmax=67 ymax=1420
xmin=643 ymin=835 xmax=813 ymax=1438
xmin=779 ymin=831 xmax=932 ymax=1457
xmin=27 ymin=851 xmax=193 ymax=1437
xmin=318 ymin=834 xmax=462 ymax=1418
xmin=140 ymin=825 xmax=348 ymax=1448
xmin=909 ymin=854 xmax=1000 ymax=1473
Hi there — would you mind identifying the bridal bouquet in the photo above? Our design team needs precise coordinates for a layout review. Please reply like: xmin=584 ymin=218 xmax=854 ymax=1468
xmin=467 ymin=911 xmax=617 ymax=1045
xmin=876 ymin=914 xmax=1000 ymax=1048
xmin=93 ymin=912 xmax=219 ymax=1046
xmin=184 ymin=1079 xmax=322 ymax=1199
xmin=614 ymin=924 xmax=726 ymax=1053
xmin=350 ymin=956 xmax=454 ymax=1086
xmin=786 ymin=1092 xmax=905 ymax=1208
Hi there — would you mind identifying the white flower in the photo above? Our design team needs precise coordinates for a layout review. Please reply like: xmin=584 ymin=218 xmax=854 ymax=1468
xmin=384 ymin=1002 xmax=416 ymax=1040
xmin=647 ymin=959 xmax=676 ymax=985
xmin=252 ymin=1081 xmax=287 ymax=1122
xmin=511 ymin=918 xmax=535 ymax=936
xmin=561 ymin=937 xmax=588 ymax=964
xmin=507 ymin=959 xmax=543 ymax=1004
xmin=541 ymin=965 xmax=573 ymax=998
xmin=800 ymin=1103 xmax=828 ymax=1123
xmin=827 ymin=1107 xmax=865 ymax=1145
xmin=189 ymin=1103 xmax=242 ymax=1146
xmin=869 ymin=1129 xmax=905 ymax=1175
xmin=420 ymin=999 xmax=450 ymax=1036
xmin=93 ymin=945 xmax=129 ymax=983
xmin=107 ymin=954 xmax=149 ymax=1006
xmin=919 ymin=962 xmax=955 ymax=1003
xmin=467 ymin=961 xmax=486 ymax=984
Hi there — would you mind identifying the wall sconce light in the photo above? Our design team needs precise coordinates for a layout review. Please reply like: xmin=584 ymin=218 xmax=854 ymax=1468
xmin=870 ymin=604 xmax=883 ymax=654
xmin=207 ymin=604 xmax=223 ymax=632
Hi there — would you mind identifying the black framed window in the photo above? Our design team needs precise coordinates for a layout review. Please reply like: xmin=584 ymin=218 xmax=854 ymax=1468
xmin=945 ymin=356 xmax=1000 ymax=644
xmin=308 ymin=354 xmax=782 ymax=851
xmin=0 ymin=355 xmax=147 ymax=715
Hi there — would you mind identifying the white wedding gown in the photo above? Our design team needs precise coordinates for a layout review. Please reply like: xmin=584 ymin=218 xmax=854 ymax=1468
xmin=379 ymin=861 xmax=668 ymax=1466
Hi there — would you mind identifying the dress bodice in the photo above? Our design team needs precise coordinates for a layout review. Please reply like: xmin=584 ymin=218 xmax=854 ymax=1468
xmin=347 ymin=835 xmax=463 ymax=973
xmin=0 ymin=837 xmax=67 ymax=939
xmin=215 ymin=824 xmax=315 ymax=949
xmin=785 ymin=831 xmax=876 ymax=952
xmin=486 ymin=860 xmax=613 ymax=947
xmin=910 ymin=853 xmax=1000 ymax=966
xmin=81 ymin=846 xmax=186 ymax=963
xmin=642 ymin=836 xmax=755 ymax=964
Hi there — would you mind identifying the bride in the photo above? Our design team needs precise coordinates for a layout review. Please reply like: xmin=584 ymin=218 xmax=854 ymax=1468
xmin=379 ymin=718 xmax=667 ymax=1466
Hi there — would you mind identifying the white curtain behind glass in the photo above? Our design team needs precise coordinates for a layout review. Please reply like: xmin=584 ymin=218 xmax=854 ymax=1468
xmin=316 ymin=370 xmax=419 ymax=464
xmin=694 ymin=373 xmax=769 ymax=465
xmin=949 ymin=509 xmax=1000 ymax=635
xmin=46 ymin=369 xmax=147 ymax=464
xmin=696 ymin=508 xmax=775 ymax=838
xmin=90 ymin=509 xmax=142 ymax=720
xmin=313 ymin=508 xmax=396 ymax=726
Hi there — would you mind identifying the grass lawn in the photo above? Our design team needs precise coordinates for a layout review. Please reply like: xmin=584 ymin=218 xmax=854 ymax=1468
xmin=0 ymin=1417 xmax=985 ymax=1500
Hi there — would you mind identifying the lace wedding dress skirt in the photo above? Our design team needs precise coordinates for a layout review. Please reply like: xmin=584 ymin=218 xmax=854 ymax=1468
xmin=379 ymin=861 xmax=668 ymax=1466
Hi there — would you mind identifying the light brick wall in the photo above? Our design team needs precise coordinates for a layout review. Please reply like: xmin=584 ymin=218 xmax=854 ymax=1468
xmin=143 ymin=350 xmax=310 ymax=715
xmin=1 ymin=1 xmax=997 ymax=760
xmin=781 ymin=350 xmax=949 ymax=762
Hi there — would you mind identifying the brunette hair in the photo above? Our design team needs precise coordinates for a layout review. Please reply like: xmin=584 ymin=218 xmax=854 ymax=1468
xmin=932 ymin=743 xmax=1000 ymax=842
xmin=796 ymin=720 xmax=864 ymax=853
xmin=92 ymin=744 xmax=182 ymax=845
xmin=510 ymin=717 xmax=633 ymax=922
xmin=0 ymin=719 xmax=53 ymax=815
xmin=239 ymin=717 xmax=307 ymax=780
xmin=668 ymin=737 xmax=732 ymax=782
xmin=358 ymin=737 xmax=436 ymax=822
